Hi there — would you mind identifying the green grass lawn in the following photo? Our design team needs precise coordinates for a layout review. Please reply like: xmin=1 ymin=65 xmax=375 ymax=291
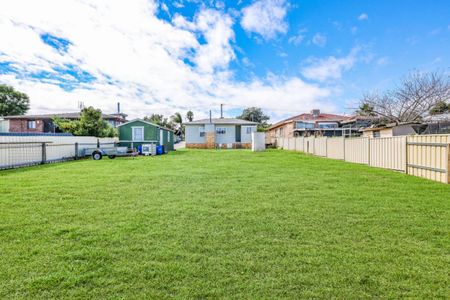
xmin=1 ymin=149 xmax=449 ymax=299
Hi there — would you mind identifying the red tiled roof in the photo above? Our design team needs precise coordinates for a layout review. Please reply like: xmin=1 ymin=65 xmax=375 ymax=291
xmin=269 ymin=112 xmax=348 ymax=130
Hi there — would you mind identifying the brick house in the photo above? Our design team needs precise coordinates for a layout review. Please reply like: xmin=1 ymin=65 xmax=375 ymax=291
xmin=1 ymin=112 xmax=127 ymax=133
xmin=267 ymin=109 xmax=348 ymax=142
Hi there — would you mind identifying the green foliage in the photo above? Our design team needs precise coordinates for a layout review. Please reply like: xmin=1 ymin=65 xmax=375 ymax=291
xmin=356 ymin=102 xmax=376 ymax=116
xmin=429 ymin=101 xmax=450 ymax=115
xmin=0 ymin=150 xmax=449 ymax=298
xmin=53 ymin=106 xmax=117 ymax=137
xmin=186 ymin=110 xmax=194 ymax=122
xmin=171 ymin=112 xmax=183 ymax=136
xmin=0 ymin=84 xmax=30 ymax=116
xmin=236 ymin=107 xmax=271 ymax=131
xmin=144 ymin=113 xmax=174 ymax=130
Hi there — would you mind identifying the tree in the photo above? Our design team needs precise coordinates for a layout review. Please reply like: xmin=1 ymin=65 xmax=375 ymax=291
xmin=0 ymin=84 xmax=30 ymax=116
xmin=429 ymin=100 xmax=450 ymax=115
xmin=144 ymin=113 xmax=174 ymax=130
xmin=186 ymin=110 xmax=194 ymax=122
xmin=356 ymin=103 xmax=376 ymax=116
xmin=171 ymin=112 xmax=183 ymax=137
xmin=53 ymin=106 xmax=116 ymax=137
xmin=236 ymin=107 xmax=271 ymax=131
xmin=358 ymin=71 xmax=450 ymax=123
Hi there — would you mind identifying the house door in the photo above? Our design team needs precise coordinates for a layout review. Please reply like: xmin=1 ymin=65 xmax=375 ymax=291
xmin=236 ymin=125 xmax=241 ymax=142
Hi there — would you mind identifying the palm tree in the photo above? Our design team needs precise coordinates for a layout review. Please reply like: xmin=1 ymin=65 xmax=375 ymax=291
xmin=186 ymin=110 xmax=194 ymax=122
xmin=171 ymin=112 xmax=183 ymax=139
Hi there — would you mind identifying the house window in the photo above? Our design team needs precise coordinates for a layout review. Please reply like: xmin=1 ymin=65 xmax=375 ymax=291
xmin=216 ymin=127 xmax=226 ymax=134
xmin=279 ymin=127 xmax=284 ymax=136
xmin=318 ymin=122 xmax=338 ymax=129
xmin=296 ymin=122 xmax=314 ymax=129
xmin=27 ymin=120 xmax=36 ymax=129
xmin=199 ymin=127 xmax=205 ymax=137
xmin=167 ymin=131 xmax=170 ymax=141
xmin=132 ymin=127 xmax=144 ymax=141
xmin=245 ymin=126 xmax=253 ymax=134
xmin=373 ymin=131 xmax=381 ymax=138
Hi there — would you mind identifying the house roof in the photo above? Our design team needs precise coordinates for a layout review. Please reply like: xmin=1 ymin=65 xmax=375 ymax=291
xmin=424 ymin=113 xmax=450 ymax=122
xmin=4 ymin=112 xmax=126 ymax=121
xmin=340 ymin=115 xmax=377 ymax=124
xmin=362 ymin=122 xmax=422 ymax=132
xmin=184 ymin=118 xmax=258 ymax=125
xmin=269 ymin=112 xmax=348 ymax=130
xmin=117 ymin=118 xmax=175 ymax=132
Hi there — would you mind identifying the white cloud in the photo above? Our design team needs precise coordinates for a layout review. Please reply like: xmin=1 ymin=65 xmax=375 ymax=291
xmin=312 ymin=33 xmax=327 ymax=47
xmin=376 ymin=56 xmax=390 ymax=66
xmin=240 ymin=0 xmax=289 ymax=40
xmin=301 ymin=47 xmax=360 ymax=81
xmin=0 ymin=0 xmax=333 ymax=120
xmin=288 ymin=34 xmax=304 ymax=45
xmin=173 ymin=9 xmax=235 ymax=73
xmin=358 ymin=13 xmax=368 ymax=21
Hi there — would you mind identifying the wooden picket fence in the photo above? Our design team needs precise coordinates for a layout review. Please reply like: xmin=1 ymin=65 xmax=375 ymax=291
xmin=275 ymin=135 xmax=450 ymax=184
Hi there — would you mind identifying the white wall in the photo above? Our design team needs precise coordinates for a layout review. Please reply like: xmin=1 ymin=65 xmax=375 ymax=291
xmin=241 ymin=126 xmax=257 ymax=143
xmin=0 ymin=119 xmax=9 ymax=132
xmin=185 ymin=125 xmax=205 ymax=144
xmin=251 ymin=132 xmax=265 ymax=151
xmin=215 ymin=125 xmax=235 ymax=144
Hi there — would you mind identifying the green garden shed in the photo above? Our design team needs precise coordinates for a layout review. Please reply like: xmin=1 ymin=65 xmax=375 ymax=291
xmin=118 ymin=119 xmax=174 ymax=152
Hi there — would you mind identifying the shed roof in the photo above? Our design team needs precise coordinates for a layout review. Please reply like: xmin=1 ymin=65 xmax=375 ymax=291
xmin=362 ymin=122 xmax=422 ymax=132
xmin=117 ymin=118 xmax=175 ymax=132
xmin=184 ymin=118 xmax=258 ymax=125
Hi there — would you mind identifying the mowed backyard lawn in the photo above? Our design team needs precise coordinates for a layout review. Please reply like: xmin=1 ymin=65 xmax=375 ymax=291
xmin=1 ymin=149 xmax=449 ymax=298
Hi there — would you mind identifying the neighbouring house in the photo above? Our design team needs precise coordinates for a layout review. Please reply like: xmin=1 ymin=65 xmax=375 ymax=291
xmin=362 ymin=122 xmax=426 ymax=138
xmin=118 ymin=119 xmax=174 ymax=152
xmin=422 ymin=113 xmax=450 ymax=134
xmin=267 ymin=109 xmax=348 ymax=142
xmin=0 ymin=112 xmax=127 ymax=133
xmin=340 ymin=115 xmax=377 ymax=137
xmin=184 ymin=118 xmax=258 ymax=149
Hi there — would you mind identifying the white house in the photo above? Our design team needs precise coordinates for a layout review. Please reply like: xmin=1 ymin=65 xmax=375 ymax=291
xmin=184 ymin=118 xmax=258 ymax=149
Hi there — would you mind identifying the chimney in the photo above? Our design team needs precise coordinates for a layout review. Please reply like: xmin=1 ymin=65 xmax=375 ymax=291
xmin=312 ymin=109 xmax=320 ymax=118
xmin=220 ymin=104 xmax=223 ymax=118
xmin=117 ymin=102 xmax=120 ymax=114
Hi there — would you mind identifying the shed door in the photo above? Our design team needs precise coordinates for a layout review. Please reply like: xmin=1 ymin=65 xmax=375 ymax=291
xmin=132 ymin=127 xmax=144 ymax=141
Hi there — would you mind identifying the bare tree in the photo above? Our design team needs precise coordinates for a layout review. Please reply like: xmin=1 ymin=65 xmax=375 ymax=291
xmin=359 ymin=71 xmax=450 ymax=123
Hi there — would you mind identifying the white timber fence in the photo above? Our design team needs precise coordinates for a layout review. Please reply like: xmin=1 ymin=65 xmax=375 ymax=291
xmin=274 ymin=134 xmax=450 ymax=184
xmin=0 ymin=135 xmax=117 ymax=170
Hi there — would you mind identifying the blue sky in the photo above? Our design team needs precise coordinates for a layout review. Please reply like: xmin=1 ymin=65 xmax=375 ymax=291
xmin=0 ymin=0 xmax=449 ymax=121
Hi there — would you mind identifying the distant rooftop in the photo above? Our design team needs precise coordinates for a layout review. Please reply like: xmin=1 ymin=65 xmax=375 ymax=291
xmin=269 ymin=109 xmax=348 ymax=130
xmin=3 ymin=112 xmax=126 ymax=120
xmin=185 ymin=118 xmax=258 ymax=125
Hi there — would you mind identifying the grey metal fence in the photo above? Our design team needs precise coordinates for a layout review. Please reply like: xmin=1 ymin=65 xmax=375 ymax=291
xmin=0 ymin=141 xmax=115 ymax=170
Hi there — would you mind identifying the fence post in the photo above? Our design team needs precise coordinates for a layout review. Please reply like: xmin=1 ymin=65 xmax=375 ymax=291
xmin=446 ymin=144 xmax=450 ymax=184
xmin=41 ymin=142 xmax=46 ymax=164
xmin=342 ymin=137 xmax=345 ymax=160
xmin=405 ymin=136 xmax=409 ymax=174
xmin=75 ymin=142 xmax=79 ymax=160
